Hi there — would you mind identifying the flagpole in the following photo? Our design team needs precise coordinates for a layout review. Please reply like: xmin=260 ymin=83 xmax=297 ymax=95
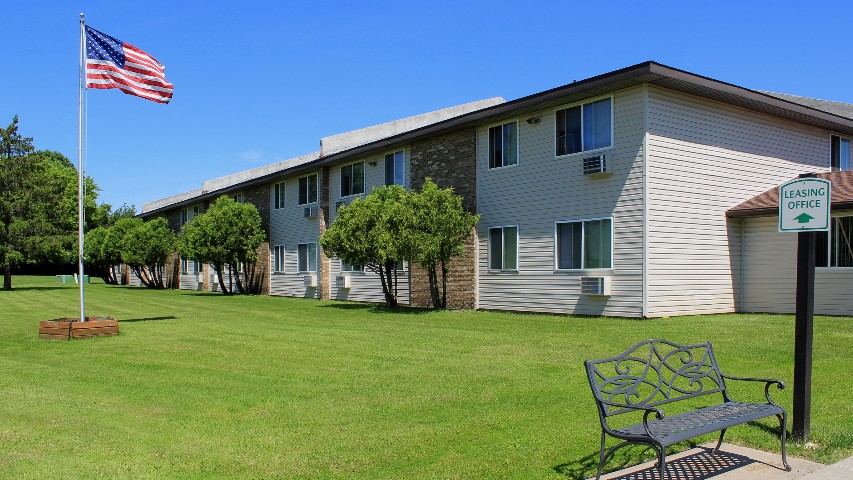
xmin=78 ymin=13 xmax=86 ymax=323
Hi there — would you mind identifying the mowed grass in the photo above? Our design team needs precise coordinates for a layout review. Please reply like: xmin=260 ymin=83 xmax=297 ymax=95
xmin=0 ymin=276 xmax=851 ymax=479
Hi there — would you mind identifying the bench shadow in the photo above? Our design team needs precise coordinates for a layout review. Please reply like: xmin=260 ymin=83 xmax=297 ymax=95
xmin=555 ymin=446 xmax=772 ymax=480
xmin=120 ymin=316 xmax=178 ymax=323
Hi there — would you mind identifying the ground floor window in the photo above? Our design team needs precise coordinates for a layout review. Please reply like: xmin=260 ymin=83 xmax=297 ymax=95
xmin=298 ymin=243 xmax=317 ymax=272
xmin=181 ymin=257 xmax=188 ymax=274
xmin=341 ymin=260 xmax=363 ymax=272
xmin=816 ymin=216 xmax=853 ymax=267
xmin=556 ymin=218 xmax=612 ymax=270
xmin=273 ymin=245 xmax=285 ymax=273
xmin=488 ymin=226 xmax=518 ymax=271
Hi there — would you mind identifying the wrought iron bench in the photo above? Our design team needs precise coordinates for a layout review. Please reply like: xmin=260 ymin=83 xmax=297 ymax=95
xmin=584 ymin=339 xmax=789 ymax=479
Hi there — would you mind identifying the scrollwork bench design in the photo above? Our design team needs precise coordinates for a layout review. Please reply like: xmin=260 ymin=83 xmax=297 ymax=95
xmin=584 ymin=339 xmax=789 ymax=479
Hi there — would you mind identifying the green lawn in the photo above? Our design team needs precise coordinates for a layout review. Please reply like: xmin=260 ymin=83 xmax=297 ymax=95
xmin=0 ymin=276 xmax=850 ymax=479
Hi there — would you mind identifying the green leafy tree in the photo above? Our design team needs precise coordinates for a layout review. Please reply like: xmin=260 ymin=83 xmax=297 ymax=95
xmin=84 ymin=226 xmax=123 ymax=284
xmin=117 ymin=217 xmax=177 ymax=288
xmin=407 ymin=179 xmax=479 ymax=309
xmin=178 ymin=196 xmax=266 ymax=294
xmin=320 ymin=185 xmax=410 ymax=307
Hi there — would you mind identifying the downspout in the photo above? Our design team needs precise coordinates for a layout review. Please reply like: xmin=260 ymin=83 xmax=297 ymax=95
xmin=642 ymin=84 xmax=650 ymax=318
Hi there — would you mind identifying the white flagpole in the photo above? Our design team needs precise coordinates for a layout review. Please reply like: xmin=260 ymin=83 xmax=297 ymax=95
xmin=78 ymin=13 xmax=86 ymax=322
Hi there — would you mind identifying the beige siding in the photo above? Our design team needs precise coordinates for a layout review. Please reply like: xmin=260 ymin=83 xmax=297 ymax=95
xmin=741 ymin=215 xmax=853 ymax=316
xmin=327 ymin=151 xmax=410 ymax=304
xmin=269 ymin=171 xmax=323 ymax=298
xmin=646 ymin=86 xmax=831 ymax=317
xmin=475 ymin=87 xmax=646 ymax=317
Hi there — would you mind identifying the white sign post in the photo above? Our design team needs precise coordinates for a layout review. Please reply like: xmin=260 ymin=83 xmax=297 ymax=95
xmin=778 ymin=175 xmax=831 ymax=443
xmin=778 ymin=178 xmax=831 ymax=232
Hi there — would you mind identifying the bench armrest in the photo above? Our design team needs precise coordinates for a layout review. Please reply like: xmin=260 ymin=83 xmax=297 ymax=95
xmin=721 ymin=373 xmax=785 ymax=406
xmin=594 ymin=398 xmax=665 ymax=438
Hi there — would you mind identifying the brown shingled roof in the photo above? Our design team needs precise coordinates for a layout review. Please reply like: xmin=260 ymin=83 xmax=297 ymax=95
xmin=727 ymin=171 xmax=853 ymax=217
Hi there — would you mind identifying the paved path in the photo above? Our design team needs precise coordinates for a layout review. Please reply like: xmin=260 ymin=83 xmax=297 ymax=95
xmin=590 ymin=443 xmax=852 ymax=480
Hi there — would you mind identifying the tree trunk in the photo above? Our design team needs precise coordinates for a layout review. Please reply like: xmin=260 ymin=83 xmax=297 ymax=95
xmin=440 ymin=260 xmax=448 ymax=309
xmin=428 ymin=264 xmax=442 ymax=309
xmin=214 ymin=263 xmax=230 ymax=294
xmin=3 ymin=263 xmax=10 ymax=290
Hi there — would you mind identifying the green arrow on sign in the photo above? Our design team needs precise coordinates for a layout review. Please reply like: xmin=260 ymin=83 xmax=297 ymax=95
xmin=794 ymin=213 xmax=814 ymax=224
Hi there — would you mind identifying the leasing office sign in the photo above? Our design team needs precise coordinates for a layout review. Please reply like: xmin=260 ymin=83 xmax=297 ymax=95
xmin=778 ymin=178 xmax=831 ymax=232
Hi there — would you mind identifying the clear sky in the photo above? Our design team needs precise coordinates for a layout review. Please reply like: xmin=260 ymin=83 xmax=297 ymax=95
xmin=3 ymin=1 xmax=852 ymax=212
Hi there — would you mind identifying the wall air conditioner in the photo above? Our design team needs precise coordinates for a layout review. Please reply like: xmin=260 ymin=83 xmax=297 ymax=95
xmin=580 ymin=276 xmax=611 ymax=296
xmin=304 ymin=206 xmax=318 ymax=218
xmin=583 ymin=155 xmax=611 ymax=176
xmin=336 ymin=275 xmax=351 ymax=289
xmin=209 ymin=273 xmax=219 ymax=292
xmin=303 ymin=274 xmax=318 ymax=287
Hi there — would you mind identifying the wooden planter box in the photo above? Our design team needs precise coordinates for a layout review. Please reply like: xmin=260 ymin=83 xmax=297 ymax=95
xmin=39 ymin=318 xmax=119 ymax=340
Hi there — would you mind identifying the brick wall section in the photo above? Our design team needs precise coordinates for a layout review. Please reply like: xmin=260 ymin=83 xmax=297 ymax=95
xmin=319 ymin=166 xmax=331 ymax=300
xmin=409 ymin=127 xmax=478 ymax=309
xmin=243 ymin=184 xmax=271 ymax=295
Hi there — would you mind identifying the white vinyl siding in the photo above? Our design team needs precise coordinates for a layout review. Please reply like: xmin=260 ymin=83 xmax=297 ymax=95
xmin=739 ymin=215 xmax=853 ymax=315
xmin=645 ymin=86 xmax=831 ymax=317
xmin=269 ymin=171 xmax=323 ymax=298
xmin=476 ymin=87 xmax=645 ymax=317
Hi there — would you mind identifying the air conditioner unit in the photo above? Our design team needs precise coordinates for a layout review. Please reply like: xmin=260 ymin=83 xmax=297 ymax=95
xmin=303 ymin=206 xmax=318 ymax=218
xmin=336 ymin=275 xmax=351 ymax=289
xmin=303 ymin=274 xmax=318 ymax=287
xmin=209 ymin=273 xmax=219 ymax=292
xmin=583 ymin=155 xmax=611 ymax=176
xmin=581 ymin=276 xmax=611 ymax=296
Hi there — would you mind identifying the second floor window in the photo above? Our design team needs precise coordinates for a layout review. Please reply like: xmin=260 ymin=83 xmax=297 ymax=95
xmin=341 ymin=162 xmax=365 ymax=197
xmin=299 ymin=174 xmax=318 ymax=205
xmin=385 ymin=151 xmax=405 ymax=185
xmin=232 ymin=192 xmax=245 ymax=204
xmin=180 ymin=208 xmax=188 ymax=227
xmin=273 ymin=182 xmax=285 ymax=209
xmin=488 ymin=122 xmax=518 ymax=169
xmin=556 ymin=97 xmax=612 ymax=156
xmin=831 ymin=135 xmax=850 ymax=171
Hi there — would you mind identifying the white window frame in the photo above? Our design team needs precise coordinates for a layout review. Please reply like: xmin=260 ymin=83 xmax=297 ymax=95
xmin=487 ymin=225 xmax=519 ymax=272
xmin=232 ymin=192 xmax=245 ymax=204
xmin=553 ymin=216 xmax=614 ymax=272
xmin=340 ymin=161 xmax=365 ymax=198
xmin=180 ymin=208 xmax=188 ymax=227
xmin=297 ymin=242 xmax=318 ymax=273
xmin=554 ymin=95 xmax=614 ymax=158
xmin=487 ymin=121 xmax=519 ymax=170
xmin=831 ymin=134 xmax=851 ymax=172
xmin=273 ymin=244 xmax=286 ymax=273
xmin=273 ymin=182 xmax=285 ymax=210
xmin=817 ymin=213 xmax=853 ymax=269
xmin=384 ymin=150 xmax=406 ymax=186
xmin=298 ymin=173 xmax=319 ymax=205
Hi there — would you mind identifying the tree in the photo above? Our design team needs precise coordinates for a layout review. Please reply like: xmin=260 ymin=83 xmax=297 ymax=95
xmin=178 ymin=196 xmax=266 ymax=295
xmin=407 ymin=179 xmax=479 ymax=309
xmin=320 ymin=185 xmax=410 ymax=307
xmin=1 ymin=116 xmax=35 ymax=290
xmin=117 ymin=217 xmax=177 ymax=288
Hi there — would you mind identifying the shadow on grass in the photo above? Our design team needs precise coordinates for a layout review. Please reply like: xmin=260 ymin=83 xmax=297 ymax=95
xmin=121 ymin=316 xmax=178 ymax=323
xmin=320 ymin=303 xmax=433 ymax=315
xmin=554 ymin=445 xmax=654 ymax=480
xmin=5 ymin=286 xmax=75 ymax=291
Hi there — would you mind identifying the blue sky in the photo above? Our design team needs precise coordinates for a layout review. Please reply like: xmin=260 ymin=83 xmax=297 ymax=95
xmin=3 ymin=1 xmax=852 ymax=211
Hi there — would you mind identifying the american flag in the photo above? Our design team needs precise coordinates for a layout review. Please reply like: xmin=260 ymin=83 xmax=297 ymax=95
xmin=85 ymin=26 xmax=174 ymax=104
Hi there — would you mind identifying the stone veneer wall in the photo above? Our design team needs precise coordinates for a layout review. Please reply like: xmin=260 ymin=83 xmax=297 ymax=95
xmin=243 ymin=184 xmax=271 ymax=295
xmin=319 ymin=167 xmax=331 ymax=300
xmin=408 ymin=127 xmax=478 ymax=309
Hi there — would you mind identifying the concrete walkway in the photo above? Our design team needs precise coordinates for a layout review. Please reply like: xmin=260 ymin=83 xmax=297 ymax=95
xmin=591 ymin=443 xmax=852 ymax=480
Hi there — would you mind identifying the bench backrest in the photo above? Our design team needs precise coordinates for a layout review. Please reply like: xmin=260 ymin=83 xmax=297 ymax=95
xmin=585 ymin=339 xmax=726 ymax=417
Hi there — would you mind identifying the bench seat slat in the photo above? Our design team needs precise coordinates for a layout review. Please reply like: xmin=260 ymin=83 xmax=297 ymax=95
xmin=615 ymin=401 xmax=783 ymax=446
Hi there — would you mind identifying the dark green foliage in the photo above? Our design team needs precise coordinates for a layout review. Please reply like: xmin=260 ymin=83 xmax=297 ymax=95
xmin=113 ymin=217 xmax=177 ymax=288
xmin=179 ymin=196 xmax=266 ymax=294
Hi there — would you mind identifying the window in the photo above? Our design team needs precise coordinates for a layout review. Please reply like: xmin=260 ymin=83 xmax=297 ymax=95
xmin=273 ymin=182 xmax=285 ymax=209
xmin=298 ymin=174 xmax=318 ymax=205
xmin=816 ymin=216 xmax=853 ymax=267
xmin=488 ymin=122 xmax=518 ymax=168
xmin=341 ymin=162 xmax=365 ymax=197
xmin=273 ymin=245 xmax=285 ymax=273
xmin=192 ymin=205 xmax=202 ymax=217
xmin=831 ymin=135 xmax=850 ymax=171
xmin=232 ymin=192 xmax=245 ymax=204
xmin=193 ymin=260 xmax=202 ymax=274
xmin=556 ymin=218 xmax=612 ymax=270
xmin=556 ymin=97 xmax=612 ymax=156
xmin=180 ymin=208 xmax=188 ymax=227
xmin=297 ymin=243 xmax=317 ymax=272
xmin=385 ymin=151 xmax=405 ymax=185
xmin=488 ymin=226 xmax=518 ymax=271
xmin=181 ymin=257 xmax=188 ymax=274
xmin=341 ymin=261 xmax=363 ymax=272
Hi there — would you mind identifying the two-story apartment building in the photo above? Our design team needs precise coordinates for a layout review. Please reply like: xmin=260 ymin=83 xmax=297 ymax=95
xmin=140 ymin=61 xmax=853 ymax=317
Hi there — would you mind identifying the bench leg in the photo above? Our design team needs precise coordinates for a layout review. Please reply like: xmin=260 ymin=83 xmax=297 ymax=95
xmin=658 ymin=448 xmax=667 ymax=480
xmin=714 ymin=428 xmax=727 ymax=451
xmin=595 ymin=431 xmax=607 ymax=480
xmin=778 ymin=412 xmax=791 ymax=471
